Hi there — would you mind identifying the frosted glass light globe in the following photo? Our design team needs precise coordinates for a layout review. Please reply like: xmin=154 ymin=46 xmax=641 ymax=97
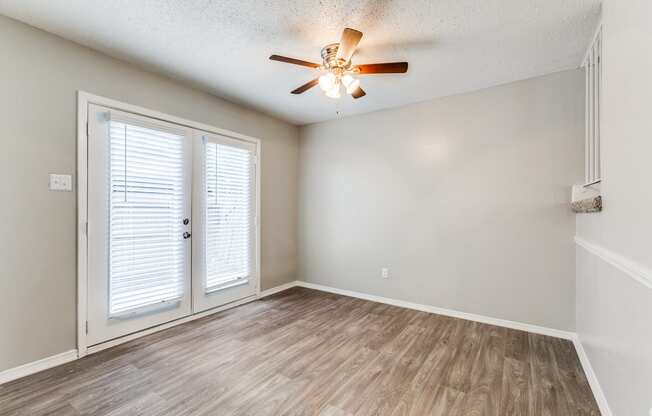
xmin=318 ymin=73 xmax=336 ymax=92
xmin=325 ymin=83 xmax=341 ymax=98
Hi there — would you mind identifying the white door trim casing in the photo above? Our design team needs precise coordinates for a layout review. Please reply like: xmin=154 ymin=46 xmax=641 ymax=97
xmin=77 ymin=91 xmax=262 ymax=357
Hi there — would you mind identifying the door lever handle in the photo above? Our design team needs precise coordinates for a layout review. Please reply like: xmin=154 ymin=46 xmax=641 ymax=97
xmin=183 ymin=232 xmax=192 ymax=239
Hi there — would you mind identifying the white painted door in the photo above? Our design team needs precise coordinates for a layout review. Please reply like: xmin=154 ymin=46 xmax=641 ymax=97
xmin=87 ymin=104 xmax=193 ymax=346
xmin=191 ymin=131 xmax=258 ymax=312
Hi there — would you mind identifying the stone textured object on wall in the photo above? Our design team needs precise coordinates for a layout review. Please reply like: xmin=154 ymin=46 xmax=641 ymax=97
xmin=572 ymin=195 xmax=602 ymax=213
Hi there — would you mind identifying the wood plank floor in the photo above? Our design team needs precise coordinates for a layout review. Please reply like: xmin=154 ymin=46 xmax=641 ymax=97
xmin=0 ymin=287 xmax=600 ymax=415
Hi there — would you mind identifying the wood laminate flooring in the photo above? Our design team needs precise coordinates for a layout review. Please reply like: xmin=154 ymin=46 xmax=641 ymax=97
xmin=0 ymin=287 xmax=600 ymax=415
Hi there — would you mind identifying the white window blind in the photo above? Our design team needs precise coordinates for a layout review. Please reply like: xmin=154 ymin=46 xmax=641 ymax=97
xmin=108 ymin=116 xmax=186 ymax=316
xmin=204 ymin=139 xmax=255 ymax=292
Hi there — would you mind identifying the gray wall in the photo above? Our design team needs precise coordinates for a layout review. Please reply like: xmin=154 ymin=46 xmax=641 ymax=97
xmin=299 ymin=70 xmax=584 ymax=331
xmin=0 ymin=15 xmax=299 ymax=371
xmin=576 ymin=0 xmax=652 ymax=414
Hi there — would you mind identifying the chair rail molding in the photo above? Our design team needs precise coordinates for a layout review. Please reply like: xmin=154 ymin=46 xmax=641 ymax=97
xmin=575 ymin=236 xmax=652 ymax=290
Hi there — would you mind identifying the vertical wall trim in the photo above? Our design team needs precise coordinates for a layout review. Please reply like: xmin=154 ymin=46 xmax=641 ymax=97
xmin=582 ymin=24 xmax=603 ymax=184
xmin=77 ymin=91 xmax=90 ymax=357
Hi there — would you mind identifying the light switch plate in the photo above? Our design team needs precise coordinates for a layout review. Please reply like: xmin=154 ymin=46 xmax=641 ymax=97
xmin=49 ymin=174 xmax=73 ymax=192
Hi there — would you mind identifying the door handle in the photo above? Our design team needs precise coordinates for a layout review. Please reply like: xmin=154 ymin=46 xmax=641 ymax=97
xmin=183 ymin=232 xmax=192 ymax=239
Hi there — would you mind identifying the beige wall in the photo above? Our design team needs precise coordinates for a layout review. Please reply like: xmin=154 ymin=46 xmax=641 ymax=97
xmin=575 ymin=0 xmax=652 ymax=414
xmin=0 ymin=15 xmax=299 ymax=371
xmin=299 ymin=69 xmax=584 ymax=331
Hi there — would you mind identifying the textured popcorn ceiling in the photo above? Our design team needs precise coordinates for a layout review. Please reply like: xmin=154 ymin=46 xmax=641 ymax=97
xmin=0 ymin=0 xmax=601 ymax=125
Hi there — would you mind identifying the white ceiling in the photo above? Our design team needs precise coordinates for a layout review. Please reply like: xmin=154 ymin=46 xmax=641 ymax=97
xmin=0 ymin=0 xmax=601 ymax=125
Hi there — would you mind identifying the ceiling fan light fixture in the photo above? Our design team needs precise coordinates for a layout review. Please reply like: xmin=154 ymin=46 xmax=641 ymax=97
xmin=325 ymin=83 xmax=341 ymax=99
xmin=318 ymin=72 xmax=337 ymax=92
xmin=270 ymin=27 xmax=408 ymax=100
xmin=345 ymin=78 xmax=360 ymax=94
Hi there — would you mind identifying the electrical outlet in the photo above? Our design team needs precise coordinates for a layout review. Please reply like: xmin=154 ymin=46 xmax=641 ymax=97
xmin=49 ymin=174 xmax=73 ymax=192
xmin=381 ymin=268 xmax=389 ymax=279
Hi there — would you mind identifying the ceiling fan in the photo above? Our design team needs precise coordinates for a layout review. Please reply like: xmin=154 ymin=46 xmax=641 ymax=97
xmin=269 ymin=28 xmax=408 ymax=99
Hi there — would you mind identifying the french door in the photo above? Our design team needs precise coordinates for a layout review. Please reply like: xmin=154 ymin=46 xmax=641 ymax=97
xmin=86 ymin=103 xmax=258 ymax=347
xmin=192 ymin=132 xmax=258 ymax=312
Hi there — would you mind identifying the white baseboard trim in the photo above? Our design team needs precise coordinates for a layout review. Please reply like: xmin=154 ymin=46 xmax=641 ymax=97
xmin=575 ymin=236 xmax=652 ymax=290
xmin=258 ymin=280 xmax=300 ymax=298
xmin=0 ymin=280 xmax=610 ymax=416
xmin=572 ymin=336 xmax=612 ymax=416
xmin=3 ymin=292 xmax=264 ymax=384
xmin=0 ymin=349 xmax=78 ymax=385
xmin=294 ymin=281 xmax=612 ymax=414
xmin=295 ymin=281 xmax=575 ymax=340
xmin=291 ymin=281 xmax=612 ymax=415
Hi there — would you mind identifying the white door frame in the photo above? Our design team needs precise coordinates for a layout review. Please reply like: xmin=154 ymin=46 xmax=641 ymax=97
xmin=77 ymin=91 xmax=261 ymax=357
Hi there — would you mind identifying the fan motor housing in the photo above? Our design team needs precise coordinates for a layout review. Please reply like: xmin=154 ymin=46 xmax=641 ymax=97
xmin=321 ymin=43 xmax=351 ymax=71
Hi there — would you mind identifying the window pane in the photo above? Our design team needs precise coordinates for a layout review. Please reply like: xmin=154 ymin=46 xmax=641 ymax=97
xmin=204 ymin=141 xmax=254 ymax=292
xmin=109 ymin=121 xmax=185 ymax=315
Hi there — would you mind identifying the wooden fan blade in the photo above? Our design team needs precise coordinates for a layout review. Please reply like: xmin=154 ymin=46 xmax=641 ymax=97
xmin=355 ymin=62 xmax=408 ymax=74
xmin=351 ymin=87 xmax=366 ymax=99
xmin=291 ymin=78 xmax=319 ymax=94
xmin=336 ymin=28 xmax=363 ymax=62
xmin=269 ymin=55 xmax=320 ymax=68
